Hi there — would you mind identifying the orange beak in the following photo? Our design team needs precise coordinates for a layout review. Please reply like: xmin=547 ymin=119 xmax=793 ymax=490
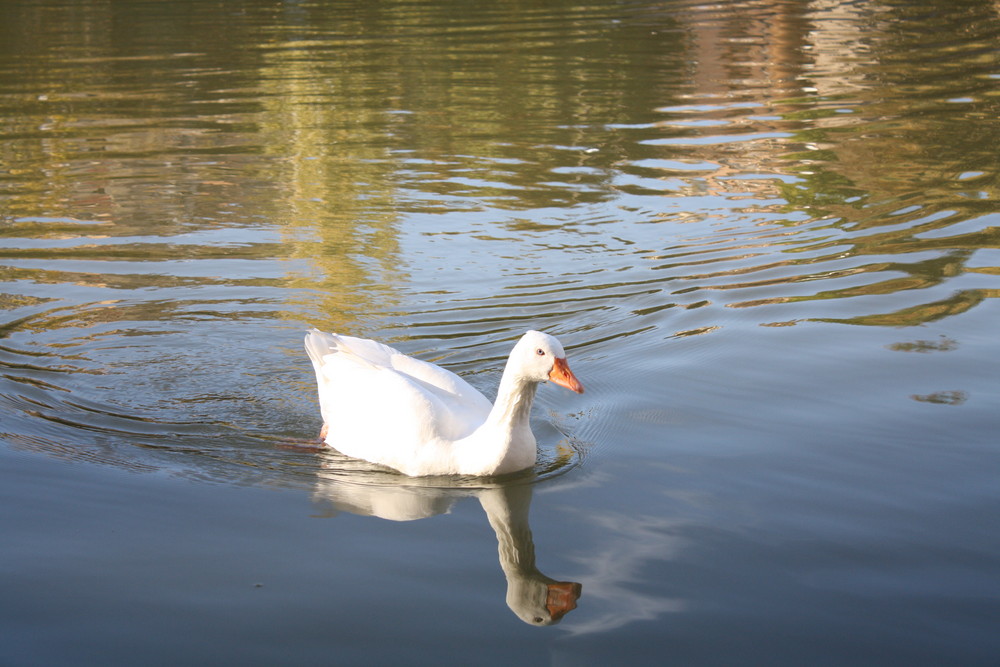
xmin=546 ymin=581 xmax=583 ymax=622
xmin=548 ymin=357 xmax=584 ymax=394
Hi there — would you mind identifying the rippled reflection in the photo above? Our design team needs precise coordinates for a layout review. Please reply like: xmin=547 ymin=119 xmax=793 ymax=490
xmin=2 ymin=0 xmax=997 ymax=351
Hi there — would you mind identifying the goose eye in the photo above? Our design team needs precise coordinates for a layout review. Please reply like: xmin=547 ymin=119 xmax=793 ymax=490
xmin=536 ymin=348 xmax=545 ymax=356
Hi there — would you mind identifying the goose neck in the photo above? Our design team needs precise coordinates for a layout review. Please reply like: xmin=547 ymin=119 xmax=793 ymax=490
xmin=488 ymin=372 xmax=539 ymax=428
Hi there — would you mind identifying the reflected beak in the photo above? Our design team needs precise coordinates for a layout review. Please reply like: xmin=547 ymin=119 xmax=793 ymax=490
xmin=546 ymin=581 xmax=583 ymax=622
xmin=548 ymin=357 xmax=584 ymax=394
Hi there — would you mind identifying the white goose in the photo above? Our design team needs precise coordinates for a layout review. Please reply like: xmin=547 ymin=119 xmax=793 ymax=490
xmin=304 ymin=329 xmax=584 ymax=477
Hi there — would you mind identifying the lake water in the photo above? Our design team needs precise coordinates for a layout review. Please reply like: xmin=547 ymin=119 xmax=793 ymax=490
xmin=2 ymin=0 xmax=999 ymax=664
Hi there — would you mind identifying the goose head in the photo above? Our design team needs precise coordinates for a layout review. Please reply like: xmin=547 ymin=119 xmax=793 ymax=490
xmin=507 ymin=578 xmax=583 ymax=626
xmin=510 ymin=331 xmax=584 ymax=394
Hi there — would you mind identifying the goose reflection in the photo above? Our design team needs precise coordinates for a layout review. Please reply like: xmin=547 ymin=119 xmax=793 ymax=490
xmin=311 ymin=469 xmax=582 ymax=625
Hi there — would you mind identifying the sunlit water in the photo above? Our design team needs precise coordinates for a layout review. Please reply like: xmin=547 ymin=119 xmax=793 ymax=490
xmin=2 ymin=0 xmax=999 ymax=664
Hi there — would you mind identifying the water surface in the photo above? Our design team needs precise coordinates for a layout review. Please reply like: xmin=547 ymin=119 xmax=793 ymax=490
xmin=2 ymin=0 xmax=999 ymax=664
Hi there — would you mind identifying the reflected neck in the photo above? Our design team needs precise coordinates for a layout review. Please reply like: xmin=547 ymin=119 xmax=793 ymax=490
xmin=480 ymin=486 xmax=537 ymax=576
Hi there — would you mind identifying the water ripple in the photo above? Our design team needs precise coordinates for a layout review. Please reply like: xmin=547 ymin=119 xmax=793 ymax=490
xmin=2 ymin=0 xmax=998 ymax=496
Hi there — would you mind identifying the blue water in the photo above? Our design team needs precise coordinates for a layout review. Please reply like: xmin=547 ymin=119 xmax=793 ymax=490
xmin=2 ymin=0 xmax=999 ymax=664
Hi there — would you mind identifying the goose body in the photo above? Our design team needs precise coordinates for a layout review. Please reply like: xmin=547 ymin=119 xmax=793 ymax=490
xmin=304 ymin=329 xmax=583 ymax=477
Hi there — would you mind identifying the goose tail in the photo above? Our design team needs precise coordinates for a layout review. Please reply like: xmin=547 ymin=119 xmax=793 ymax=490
xmin=304 ymin=328 xmax=338 ymax=372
